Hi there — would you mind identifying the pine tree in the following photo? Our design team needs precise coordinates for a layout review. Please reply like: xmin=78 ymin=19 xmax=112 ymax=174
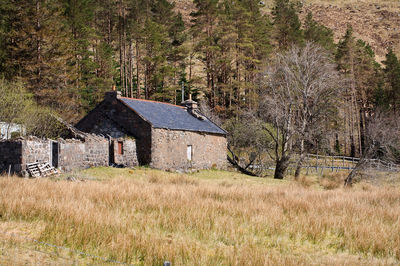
xmin=191 ymin=0 xmax=220 ymax=104
xmin=382 ymin=48 xmax=400 ymax=111
xmin=304 ymin=12 xmax=335 ymax=53
xmin=5 ymin=0 xmax=77 ymax=119
xmin=0 ymin=0 xmax=15 ymax=77
xmin=272 ymin=0 xmax=303 ymax=50
xmin=336 ymin=25 xmax=383 ymax=156
xmin=336 ymin=25 xmax=360 ymax=156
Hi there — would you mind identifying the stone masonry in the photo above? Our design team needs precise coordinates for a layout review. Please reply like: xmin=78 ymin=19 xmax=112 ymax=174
xmin=151 ymin=128 xmax=227 ymax=170
xmin=113 ymin=138 xmax=138 ymax=167
xmin=0 ymin=137 xmax=51 ymax=175
xmin=76 ymin=91 xmax=227 ymax=171
xmin=76 ymin=95 xmax=152 ymax=165
xmin=0 ymin=139 xmax=23 ymax=174
xmin=0 ymin=133 xmax=137 ymax=175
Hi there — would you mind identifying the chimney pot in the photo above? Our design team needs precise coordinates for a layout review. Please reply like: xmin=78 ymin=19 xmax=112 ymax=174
xmin=105 ymin=90 xmax=121 ymax=102
xmin=181 ymin=95 xmax=198 ymax=110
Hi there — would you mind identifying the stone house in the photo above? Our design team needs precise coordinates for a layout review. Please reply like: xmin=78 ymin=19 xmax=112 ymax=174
xmin=76 ymin=91 xmax=227 ymax=170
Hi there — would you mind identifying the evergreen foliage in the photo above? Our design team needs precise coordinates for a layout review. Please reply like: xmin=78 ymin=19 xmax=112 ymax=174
xmin=382 ymin=48 xmax=400 ymax=111
xmin=272 ymin=0 xmax=303 ymax=49
xmin=304 ymin=12 xmax=335 ymax=53
xmin=0 ymin=0 xmax=398 ymax=166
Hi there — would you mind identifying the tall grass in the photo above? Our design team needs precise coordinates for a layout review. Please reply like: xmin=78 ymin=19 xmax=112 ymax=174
xmin=0 ymin=170 xmax=399 ymax=265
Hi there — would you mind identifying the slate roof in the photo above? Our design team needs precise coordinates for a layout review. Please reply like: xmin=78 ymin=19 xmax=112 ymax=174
xmin=118 ymin=97 xmax=226 ymax=135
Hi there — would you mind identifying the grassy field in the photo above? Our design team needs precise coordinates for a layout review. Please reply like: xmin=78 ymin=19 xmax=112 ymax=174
xmin=0 ymin=167 xmax=400 ymax=265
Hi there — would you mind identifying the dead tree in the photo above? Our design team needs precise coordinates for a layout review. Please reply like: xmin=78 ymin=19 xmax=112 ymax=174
xmin=259 ymin=42 xmax=342 ymax=179
xmin=344 ymin=110 xmax=400 ymax=186
xmin=224 ymin=113 xmax=271 ymax=177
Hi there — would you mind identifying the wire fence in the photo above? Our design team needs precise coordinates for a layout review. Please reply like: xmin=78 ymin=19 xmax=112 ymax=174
xmin=250 ymin=154 xmax=400 ymax=174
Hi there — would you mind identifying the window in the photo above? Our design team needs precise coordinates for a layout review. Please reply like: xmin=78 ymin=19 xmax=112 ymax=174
xmin=187 ymin=145 xmax=192 ymax=161
xmin=118 ymin=141 xmax=123 ymax=155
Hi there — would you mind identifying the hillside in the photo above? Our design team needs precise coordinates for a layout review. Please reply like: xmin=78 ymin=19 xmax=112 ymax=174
xmin=302 ymin=0 xmax=400 ymax=62
xmin=173 ymin=0 xmax=400 ymax=62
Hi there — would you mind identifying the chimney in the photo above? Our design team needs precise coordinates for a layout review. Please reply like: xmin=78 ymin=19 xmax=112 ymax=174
xmin=181 ymin=94 xmax=205 ymax=120
xmin=181 ymin=94 xmax=198 ymax=109
xmin=105 ymin=89 xmax=122 ymax=102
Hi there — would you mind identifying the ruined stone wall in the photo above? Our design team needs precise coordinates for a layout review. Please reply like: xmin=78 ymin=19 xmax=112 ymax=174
xmin=151 ymin=128 xmax=227 ymax=170
xmin=0 ymin=136 xmax=110 ymax=175
xmin=83 ymin=137 xmax=109 ymax=168
xmin=113 ymin=138 xmax=138 ymax=167
xmin=21 ymin=139 xmax=51 ymax=168
xmin=0 ymin=140 xmax=23 ymax=174
xmin=58 ymin=139 xmax=86 ymax=172
xmin=1 ymin=138 xmax=52 ymax=174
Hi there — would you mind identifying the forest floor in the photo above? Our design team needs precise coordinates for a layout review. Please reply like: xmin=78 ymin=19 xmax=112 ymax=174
xmin=1 ymin=167 xmax=400 ymax=265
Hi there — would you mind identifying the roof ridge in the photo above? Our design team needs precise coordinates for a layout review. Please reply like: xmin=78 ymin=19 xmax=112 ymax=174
xmin=119 ymin=97 xmax=185 ymax=109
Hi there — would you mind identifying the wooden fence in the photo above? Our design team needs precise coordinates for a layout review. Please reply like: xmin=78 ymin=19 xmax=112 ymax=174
xmin=250 ymin=154 xmax=400 ymax=174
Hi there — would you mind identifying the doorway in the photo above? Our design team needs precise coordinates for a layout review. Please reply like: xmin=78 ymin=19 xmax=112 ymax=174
xmin=109 ymin=140 xmax=115 ymax=165
xmin=51 ymin=141 xmax=59 ymax=168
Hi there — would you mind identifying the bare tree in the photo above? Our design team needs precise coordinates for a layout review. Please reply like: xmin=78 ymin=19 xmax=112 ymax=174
xmin=224 ymin=113 xmax=272 ymax=176
xmin=344 ymin=110 xmax=400 ymax=186
xmin=199 ymin=99 xmax=268 ymax=176
xmin=259 ymin=42 xmax=342 ymax=179
xmin=198 ymin=98 xmax=223 ymax=127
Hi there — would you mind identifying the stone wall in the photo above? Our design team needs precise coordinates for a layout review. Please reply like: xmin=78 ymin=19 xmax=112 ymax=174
xmin=22 ymin=139 xmax=51 ymax=168
xmin=0 ymin=140 xmax=23 ymax=174
xmin=89 ymin=116 xmax=126 ymax=138
xmin=0 ymin=138 xmax=51 ymax=174
xmin=84 ymin=137 xmax=109 ymax=167
xmin=76 ymin=96 xmax=152 ymax=165
xmin=0 ymin=135 xmax=112 ymax=176
xmin=151 ymin=128 xmax=227 ymax=170
xmin=113 ymin=138 xmax=138 ymax=167
xmin=58 ymin=137 xmax=109 ymax=171
xmin=58 ymin=139 xmax=86 ymax=172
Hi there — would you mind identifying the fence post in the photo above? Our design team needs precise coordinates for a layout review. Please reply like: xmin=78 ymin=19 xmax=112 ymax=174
xmin=342 ymin=156 xmax=345 ymax=170
xmin=331 ymin=157 xmax=334 ymax=172
xmin=316 ymin=154 xmax=319 ymax=173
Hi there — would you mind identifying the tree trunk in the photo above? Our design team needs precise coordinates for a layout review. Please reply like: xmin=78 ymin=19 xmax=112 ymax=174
xmin=123 ymin=6 xmax=128 ymax=96
xmin=274 ymin=156 xmax=290 ymax=179
xmin=129 ymin=39 xmax=133 ymax=97
xmin=119 ymin=0 xmax=124 ymax=93
xmin=36 ymin=0 xmax=41 ymax=87
xmin=294 ymin=139 xmax=305 ymax=179
xmin=136 ymin=39 xmax=140 ymax=98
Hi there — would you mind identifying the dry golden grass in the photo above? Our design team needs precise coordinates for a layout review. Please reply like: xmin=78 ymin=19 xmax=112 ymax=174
xmin=0 ymin=168 xmax=400 ymax=265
